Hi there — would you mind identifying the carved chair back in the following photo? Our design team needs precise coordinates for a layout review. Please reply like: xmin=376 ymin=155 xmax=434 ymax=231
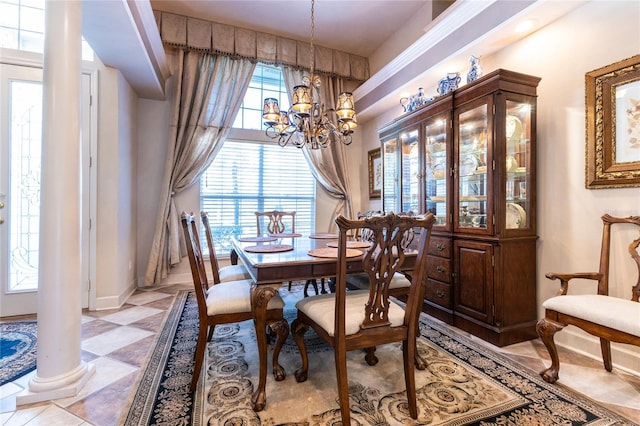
xmin=181 ymin=212 xmax=210 ymax=318
xmin=598 ymin=214 xmax=640 ymax=301
xmin=200 ymin=211 xmax=222 ymax=285
xmin=255 ymin=210 xmax=296 ymax=235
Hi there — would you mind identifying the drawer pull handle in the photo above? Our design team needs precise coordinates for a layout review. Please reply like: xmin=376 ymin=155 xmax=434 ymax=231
xmin=436 ymin=266 xmax=445 ymax=273
xmin=436 ymin=290 xmax=445 ymax=298
xmin=436 ymin=244 xmax=445 ymax=251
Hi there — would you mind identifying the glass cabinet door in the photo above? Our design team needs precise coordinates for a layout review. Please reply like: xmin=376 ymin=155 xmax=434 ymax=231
xmin=424 ymin=114 xmax=449 ymax=227
xmin=456 ymin=103 xmax=489 ymax=231
xmin=505 ymin=99 xmax=532 ymax=230
xmin=382 ymin=138 xmax=398 ymax=214
xmin=400 ymin=128 xmax=419 ymax=213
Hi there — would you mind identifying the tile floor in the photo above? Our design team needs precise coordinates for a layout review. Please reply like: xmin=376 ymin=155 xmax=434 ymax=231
xmin=1 ymin=277 xmax=639 ymax=425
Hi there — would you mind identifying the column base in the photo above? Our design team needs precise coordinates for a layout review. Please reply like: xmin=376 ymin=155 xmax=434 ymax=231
xmin=16 ymin=362 xmax=96 ymax=406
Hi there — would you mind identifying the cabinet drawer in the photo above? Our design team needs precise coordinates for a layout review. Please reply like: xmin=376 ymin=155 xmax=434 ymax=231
xmin=424 ymin=279 xmax=452 ymax=308
xmin=427 ymin=256 xmax=450 ymax=282
xmin=428 ymin=237 xmax=451 ymax=258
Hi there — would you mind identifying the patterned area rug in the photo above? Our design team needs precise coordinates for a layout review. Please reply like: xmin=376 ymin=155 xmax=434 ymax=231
xmin=122 ymin=286 xmax=636 ymax=425
xmin=0 ymin=321 xmax=37 ymax=386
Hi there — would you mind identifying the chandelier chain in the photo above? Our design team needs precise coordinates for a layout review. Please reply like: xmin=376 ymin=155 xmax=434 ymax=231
xmin=261 ymin=0 xmax=356 ymax=149
xmin=310 ymin=0 xmax=315 ymax=77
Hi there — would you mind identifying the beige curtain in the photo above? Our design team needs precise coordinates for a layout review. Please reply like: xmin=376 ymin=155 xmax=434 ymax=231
xmin=144 ymin=49 xmax=256 ymax=286
xmin=282 ymin=66 xmax=354 ymax=231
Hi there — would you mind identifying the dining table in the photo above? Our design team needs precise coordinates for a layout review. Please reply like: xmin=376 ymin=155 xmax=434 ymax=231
xmin=230 ymin=233 xmax=419 ymax=412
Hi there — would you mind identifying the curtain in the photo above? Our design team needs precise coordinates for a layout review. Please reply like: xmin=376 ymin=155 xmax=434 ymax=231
xmin=282 ymin=66 xmax=354 ymax=231
xmin=144 ymin=49 xmax=256 ymax=286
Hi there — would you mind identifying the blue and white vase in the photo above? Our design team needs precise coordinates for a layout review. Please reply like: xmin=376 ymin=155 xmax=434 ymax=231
xmin=467 ymin=56 xmax=483 ymax=83
xmin=437 ymin=72 xmax=461 ymax=95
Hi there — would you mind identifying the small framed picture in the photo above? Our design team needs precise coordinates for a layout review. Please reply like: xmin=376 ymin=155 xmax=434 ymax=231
xmin=368 ymin=148 xmax=382 ymax=199
xmin=585 ymin=54 xmax=640 ymax=188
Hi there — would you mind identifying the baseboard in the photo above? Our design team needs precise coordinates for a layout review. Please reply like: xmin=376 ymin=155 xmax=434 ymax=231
xmin=93 ymin=279 xmax=137 ymax=311
xmin=555 ymin=326 xmax=640 ymax=376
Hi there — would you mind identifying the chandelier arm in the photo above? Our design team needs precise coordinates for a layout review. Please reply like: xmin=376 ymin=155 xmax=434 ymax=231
xmin=262 ymin=0 xmax=356 ymax=150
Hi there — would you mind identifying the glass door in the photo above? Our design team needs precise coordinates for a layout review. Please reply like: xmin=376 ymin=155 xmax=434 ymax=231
xmin=455 ymin=101 xmax=490 ymax=233
xmin=505 ymin=99 xmax=533 ymax=230
xmin=400 ymin=128 xmax=419 ymax=214
xmin=424 ymin=113 xmax=450 ymax=227
xmin=0 ymin=64 xmax=43 ymax=316
xmin=382 ymin=138 xmax=398 ymax=214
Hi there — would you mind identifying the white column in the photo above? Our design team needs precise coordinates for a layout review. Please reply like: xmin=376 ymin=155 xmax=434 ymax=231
xmin=17 ymin=0 xmax=94 ymax=405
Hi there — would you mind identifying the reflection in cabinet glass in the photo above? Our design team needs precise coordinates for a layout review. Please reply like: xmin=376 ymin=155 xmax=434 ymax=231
xmin=382 ymin=139 xmax=398 ymax=214
xmin=457 ymin=105 xmax=488 ymax=230
xmin=401 ymin=128 xmax=419 ymax=213
xmin=425 ymin=114 xmax=449 ymax=226
xmin=505 ymin=100 xmax=532 ymax=230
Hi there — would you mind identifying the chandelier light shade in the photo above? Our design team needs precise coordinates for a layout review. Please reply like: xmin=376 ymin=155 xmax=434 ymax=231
xmin=262 ymin=0 xmax=357 ymax=149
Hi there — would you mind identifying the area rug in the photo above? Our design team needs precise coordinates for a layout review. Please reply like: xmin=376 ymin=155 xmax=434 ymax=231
xmin=122 ymin=285 xmax=636 ymax=425
xmin=0 ymin=321 xmax=37 ymax=386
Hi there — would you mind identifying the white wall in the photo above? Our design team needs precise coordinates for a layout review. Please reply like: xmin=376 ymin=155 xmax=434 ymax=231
xmin=359 ymin=0 xmax=640 ymax=374
xmin=94 ymin=65 xmax=139 ymax=309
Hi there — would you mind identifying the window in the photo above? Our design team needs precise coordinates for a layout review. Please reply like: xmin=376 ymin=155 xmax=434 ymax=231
xmin=233 ymin=64 xmax=290 ymax=130
xmin=0 ymin=0 xmax=94 ymax=60
xmin=201 ymin=141 xmax=315 ymax=255
xmin=201 ymin=64 xmax=315 ymax=256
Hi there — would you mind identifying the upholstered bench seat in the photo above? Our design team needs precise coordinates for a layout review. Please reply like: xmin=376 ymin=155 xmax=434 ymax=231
xmin=543 ymin=295 xmax=640 ymax=337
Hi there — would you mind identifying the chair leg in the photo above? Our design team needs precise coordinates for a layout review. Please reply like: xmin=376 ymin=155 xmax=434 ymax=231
xmin=402 ymin=338 xmax=418 ymax=419
xmin=207 ymin=324 xmax=215 ymax=342
xmin=303 ymin=279 xmax=319 ymax=297
xmin=364 ymin=347 xmax=378 ymax=365
xmin=335 ymin=347 xmax=351 ymax=426
xmin=600 ymin=338 xmax=612 ymax=372
xmin=288 ymin=281 xmax=293 ymax=291
xmin=291 ymin=318 xmax=310 ymax=382
xmin=269 ymin=317 xmax=289 ymax=381
xmin=320 ymin=278 xmax=328 ymax=294
xmin=191 ymin=321 xmax=209 ymax=392
xmin=536 ymin=318 xmax=565 ymax=383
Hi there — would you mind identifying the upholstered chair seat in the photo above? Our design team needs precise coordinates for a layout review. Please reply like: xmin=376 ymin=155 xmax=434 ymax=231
xmin=206 ymin=279 xmax=285 ymax=316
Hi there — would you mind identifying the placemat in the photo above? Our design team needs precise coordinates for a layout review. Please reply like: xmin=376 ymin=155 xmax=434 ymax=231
xmin=269 ymin=233 xmax=302 ymax=238
xmin=308 ymin=248 xmax=363 ymax=258
xmin=244 ymin=244 xmax=293 ymax=253
xmin=326 ymin=241 xmax=372 ymax=249
xmin=308 ymin=233 xmax=338 ymax=239
xmin=237 ymin=236 xmax=278 ymax=242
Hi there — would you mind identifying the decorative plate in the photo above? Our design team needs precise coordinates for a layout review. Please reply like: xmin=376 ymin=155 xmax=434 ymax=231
xmin=307 ymin=248 xmax=363 ymax=258
xmin=326 ymin=241 xmax=372 ymax=249
xmin=506 ymin=115 xmax=523 ymax=139
xmin=506 ymin=203 xmax=526 ymax=229
xmin=308 ymin=233 xmax=338 ymax=239
xmin=459 ymin=155 xmax=479 ymax=176
xmin=269 ymin=233 xmax=302 ymax=238
xmin=244 ymin=244 xmax=293 ymax=253
xmin=238 ymin=236 xmax=277 ymax=242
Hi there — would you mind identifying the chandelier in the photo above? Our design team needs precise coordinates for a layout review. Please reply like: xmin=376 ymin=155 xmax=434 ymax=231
xmin=262 ymin=0 xmax=357 ymax=149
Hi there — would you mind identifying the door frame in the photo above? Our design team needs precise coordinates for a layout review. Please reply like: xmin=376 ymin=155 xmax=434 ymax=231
xmin=0 ymin=49 xmax=97 ymax=314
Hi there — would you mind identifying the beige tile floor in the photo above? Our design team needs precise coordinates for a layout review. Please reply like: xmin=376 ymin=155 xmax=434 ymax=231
xmin=1 ymin=278 xmax=639 ymax=425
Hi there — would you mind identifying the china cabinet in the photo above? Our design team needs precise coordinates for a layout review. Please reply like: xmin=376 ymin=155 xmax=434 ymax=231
xmin=378 ymin=69 xmax=540 ymax=346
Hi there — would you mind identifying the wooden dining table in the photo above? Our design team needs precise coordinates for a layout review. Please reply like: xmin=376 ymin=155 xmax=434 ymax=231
xmin=230 ymin=234 xmax=419 ymax=412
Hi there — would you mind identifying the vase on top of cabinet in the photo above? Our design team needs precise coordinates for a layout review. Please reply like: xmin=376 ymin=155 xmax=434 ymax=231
xmin=378 ymin=69 xmax=540 ymax=347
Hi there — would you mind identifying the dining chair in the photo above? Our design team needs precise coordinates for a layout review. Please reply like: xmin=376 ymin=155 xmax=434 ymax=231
xmin=291 ymin=212 xmax=435 ymax=425
xmin=255 ymin=210 xmax=296 ymax=236
xmin=201 ymin=211 xmax=251 ymax=283
xmin=255 ymin=210 xmax=309 ymax=293
xmin=347 ymin=210 xmax=415 ymax=297
xmin=181 ymin=212 xmax=289 ymax=392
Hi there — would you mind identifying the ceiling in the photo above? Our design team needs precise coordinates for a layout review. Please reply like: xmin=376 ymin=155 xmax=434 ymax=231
xmin=83 ymin=0 xmax=586 ymax=119
xmin=149 ymin=0 xmax=430 ymax=58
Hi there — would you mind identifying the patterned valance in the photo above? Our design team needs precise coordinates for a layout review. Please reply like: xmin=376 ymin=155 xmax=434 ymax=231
xmin=153 ymin=11 xmax=370 ymax=82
